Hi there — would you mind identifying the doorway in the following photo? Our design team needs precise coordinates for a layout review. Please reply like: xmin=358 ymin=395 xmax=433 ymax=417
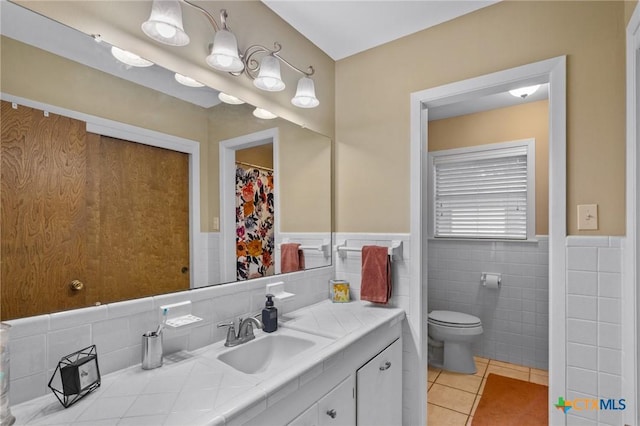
xmin=219 ymin=128 xmax=280 ymax=283
xmin=410 ymin=56 xmax=567 ymax=426
xmin=235 ymin=144 xmax=275 ymax=280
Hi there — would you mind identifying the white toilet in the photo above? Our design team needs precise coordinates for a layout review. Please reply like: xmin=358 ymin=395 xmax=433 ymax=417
xmin=428 ymin=310 xmax=483 ymax=374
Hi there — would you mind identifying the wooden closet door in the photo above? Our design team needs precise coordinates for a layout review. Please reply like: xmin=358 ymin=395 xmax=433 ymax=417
xmin=1 ymin=101 xmax=89 ymax=319
xmin=2 ymin=101 xmax=190 ymax=320
xmin=89 ymin=134 xmax=190 ymax=304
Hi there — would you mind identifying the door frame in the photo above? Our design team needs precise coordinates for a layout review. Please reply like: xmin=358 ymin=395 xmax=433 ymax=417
xmin=624 ymin=4 xmax=640 ymax=424
xmin=410 ymin=56 xmax=567 ymax=426
xmin=219 ymin=128 xmax=280 ymax=283
xmin=0 ymin=93 xmax=204 ymax=288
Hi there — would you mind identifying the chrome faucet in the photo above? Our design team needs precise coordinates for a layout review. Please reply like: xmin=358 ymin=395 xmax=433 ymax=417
xmin=217 ymin=316 xmax=264 ymax=347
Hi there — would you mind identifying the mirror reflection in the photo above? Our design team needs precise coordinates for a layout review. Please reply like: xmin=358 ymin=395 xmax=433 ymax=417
xmin=0 ymin=1 xmax=332 ymax=320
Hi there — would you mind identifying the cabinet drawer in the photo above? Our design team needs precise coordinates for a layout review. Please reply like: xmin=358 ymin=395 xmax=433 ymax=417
xmin=318 ymin=375 xmax=356 ymax=426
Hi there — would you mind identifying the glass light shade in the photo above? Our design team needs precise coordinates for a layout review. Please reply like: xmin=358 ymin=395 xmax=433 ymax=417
xmin=206 ymin=30 xmax=244 ymax=73
xmin=253 ymin=108 xmax=277 ymax=120
xmin=509 ymin=84 xmax=540 ymax=99
xmin=253 ymin=55 xmax=285 ymax=92
xmin=110 ymin=46 xmax=154 ymax=67
xmin=291 ymin=77 xmax=319 ymax=108
xmin=174 ymin=73 xmax=204 ymax=87
xmin=218 ymin=92 xmax=245 ymax=105
xmin=141 ymin=0 xmax=190 ymax=46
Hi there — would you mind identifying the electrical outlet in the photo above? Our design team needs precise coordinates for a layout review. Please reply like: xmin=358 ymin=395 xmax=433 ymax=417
xmin=577 ymin=204 xmax=598 ymax=230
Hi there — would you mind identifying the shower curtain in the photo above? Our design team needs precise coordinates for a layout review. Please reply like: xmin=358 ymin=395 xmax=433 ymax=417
xmin=235 ymin=166 xmax=275 ymax=280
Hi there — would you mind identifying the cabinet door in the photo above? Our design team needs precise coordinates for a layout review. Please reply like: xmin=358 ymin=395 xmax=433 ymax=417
xmin=356 ymin=338 xmax=402 ymax=426
xmin=318 ymin=375 xmax=355 ymax=426
xmin=288 ymin=403 xmax=319 ymax=426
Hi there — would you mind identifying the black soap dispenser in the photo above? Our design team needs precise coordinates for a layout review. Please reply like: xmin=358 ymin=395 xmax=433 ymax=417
xmin=262 ymin=294 xmax=278 ymax=333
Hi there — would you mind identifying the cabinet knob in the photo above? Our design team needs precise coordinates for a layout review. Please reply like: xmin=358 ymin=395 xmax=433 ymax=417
xmin=70 ymin=279 xmax=84 ymax=291
xmin=379 ymin=361 xmax=392 ymax=371
xmin=326 ymin=409 xmax=337 ymax=419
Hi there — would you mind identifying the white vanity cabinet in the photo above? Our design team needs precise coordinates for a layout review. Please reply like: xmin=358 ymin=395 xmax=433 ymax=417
xmin=356 ymin=338 xmax=402 ymax=426
xmin=288 ymin=375 xmax=355 ymax=426
xmin=241 ymin=305 xmax=404 ymax=426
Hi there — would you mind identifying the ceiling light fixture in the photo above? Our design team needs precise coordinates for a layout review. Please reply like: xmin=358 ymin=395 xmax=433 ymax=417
xmin=141 ymin=1 xmax=319 ymax=108
xmin=174 ymin=73 xmax=204 ymax=87
xmin=509 ymin=85 xmax=540 ymax=99
xmin=110 ymin=46 xmax=154 ymax=67
xmin=218 ymin=92 xmax=245 ymax=105
xmin=253 ymin=108 xmax=277 ymax=120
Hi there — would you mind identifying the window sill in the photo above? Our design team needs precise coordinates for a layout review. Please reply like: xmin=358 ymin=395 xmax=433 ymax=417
xmin=428 ymin=236 xmax=547 ymax=244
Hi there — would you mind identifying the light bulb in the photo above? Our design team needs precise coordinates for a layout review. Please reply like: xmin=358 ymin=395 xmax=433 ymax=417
xmin=214 ymin=55 xmax=233 ymax=68
xmin=155 ymin=22 xmax=177 ymax=39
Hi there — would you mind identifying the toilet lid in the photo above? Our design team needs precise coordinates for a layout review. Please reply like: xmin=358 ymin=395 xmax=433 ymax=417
xmin=428 ymin=310 xmax=481 ymax=327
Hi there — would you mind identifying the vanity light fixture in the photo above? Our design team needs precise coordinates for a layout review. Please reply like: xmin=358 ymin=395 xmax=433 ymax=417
xmin=253 ymin=108 xmax=277 ymax=120
xmin=141 ymin=1 xmax=319 ymax=108
xmin=509 ymin=84 xmax=540 ymax=99
xmin=253 ymin=55 xmax=285 ymax=92
xmin=218 ymin=92 xmax=245 ymax=105
xmin=206 ymin=27 xmax=244 ymax=73
xmin=141 ymin=0 xmax=190 ymax=46
xmin=111 ymin=46 xmax=154 ymax=68
xmin=174 ymin=72 xmax=204 ymax=87
xmin=291 ymin=76 xmax=320 ymax=108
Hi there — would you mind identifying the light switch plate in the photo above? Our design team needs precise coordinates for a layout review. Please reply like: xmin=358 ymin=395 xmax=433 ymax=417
xmin=577 ymin=204 xmax=598 ymax=230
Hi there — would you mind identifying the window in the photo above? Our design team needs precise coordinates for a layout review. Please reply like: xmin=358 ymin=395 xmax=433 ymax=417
xmin=428 ymin=139 xmax=535 ymax=240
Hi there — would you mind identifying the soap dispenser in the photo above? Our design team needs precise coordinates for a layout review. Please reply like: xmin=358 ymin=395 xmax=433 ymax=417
xmin=262 ymin=294 xmax=278 ymax=333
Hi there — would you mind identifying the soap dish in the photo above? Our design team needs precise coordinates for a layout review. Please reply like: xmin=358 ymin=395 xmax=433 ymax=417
xmin=165 ymin=314 xmax=203 ymax=328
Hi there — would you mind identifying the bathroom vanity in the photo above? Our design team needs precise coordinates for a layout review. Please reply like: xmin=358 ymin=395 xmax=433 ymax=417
xmin=10 ymin=300 xmax=404 ymax=425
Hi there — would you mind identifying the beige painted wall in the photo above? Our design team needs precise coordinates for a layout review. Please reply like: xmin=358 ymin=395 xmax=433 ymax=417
xmin=208 ymin=103 xmax=331 ymax=233
xmin=428 ymin=100 xmax=549 ymax=235
xmin=335 ymin=1 xmax=626 ymax=235
xmin=237 ymin=145 xmax=274 ymax=169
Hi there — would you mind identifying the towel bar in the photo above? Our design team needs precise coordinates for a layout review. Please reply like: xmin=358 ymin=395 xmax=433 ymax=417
xmin=278 ymin=239 xmax=330 ymax=258
xmin=335 ymin=240 xmax=403 ymax=260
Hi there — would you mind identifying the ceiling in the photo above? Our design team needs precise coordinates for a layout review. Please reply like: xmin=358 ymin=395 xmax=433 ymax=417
xmin=261 ymin=0 xmax=546 ymax=119
xmin=261 ymin=0 xmax=499 ymax=60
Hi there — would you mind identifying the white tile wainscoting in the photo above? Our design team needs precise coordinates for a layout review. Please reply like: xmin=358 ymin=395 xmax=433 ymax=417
xmin=333 ymin=232 xmax=416 ymax=424
xmin=6 ymin=231 xmax=627 ymax=426
xmin=6 ymin=266 xmax=332 ymax=405
xmin=565 ymin=236 xmax=624 ymax=426
xmin=427 ymin=237 xmax=549 ymax=370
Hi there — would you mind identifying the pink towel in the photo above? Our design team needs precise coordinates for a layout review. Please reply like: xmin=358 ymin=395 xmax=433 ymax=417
xmin=360 ymin=245 xmax=392 ymax=304
xmin=281 ymin=243 xmax=305 ymax=273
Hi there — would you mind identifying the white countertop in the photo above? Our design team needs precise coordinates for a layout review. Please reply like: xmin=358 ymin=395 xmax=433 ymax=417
xmin=11 ymin=300 xmax=404 ymax=426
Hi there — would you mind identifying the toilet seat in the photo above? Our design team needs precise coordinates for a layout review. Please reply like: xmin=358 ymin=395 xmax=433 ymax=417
xmin=428 ymin=310 xmax=481 ymax=328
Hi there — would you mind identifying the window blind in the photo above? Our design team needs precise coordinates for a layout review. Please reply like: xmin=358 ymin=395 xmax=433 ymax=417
xmin=433 ymin=149 xmax=529 ymax=239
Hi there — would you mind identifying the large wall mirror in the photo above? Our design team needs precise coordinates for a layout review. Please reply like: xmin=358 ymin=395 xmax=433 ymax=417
xmin=0 ymin=1 xmax=332 ymax=320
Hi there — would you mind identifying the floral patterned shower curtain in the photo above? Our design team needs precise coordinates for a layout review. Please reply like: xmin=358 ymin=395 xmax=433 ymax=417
xmin=236 ymin=166 xmax=275 ymax=280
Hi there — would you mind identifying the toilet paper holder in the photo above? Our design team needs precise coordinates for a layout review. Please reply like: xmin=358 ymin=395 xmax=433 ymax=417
xmin=480 ymin=272 xmax=502 ymax=288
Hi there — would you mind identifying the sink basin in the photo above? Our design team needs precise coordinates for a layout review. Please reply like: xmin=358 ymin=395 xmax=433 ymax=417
xmin=216 ymin=328 xmax=333 ymax=375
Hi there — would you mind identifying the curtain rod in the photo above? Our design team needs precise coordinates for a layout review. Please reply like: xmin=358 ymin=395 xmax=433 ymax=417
xmin=236 ymin=161 xmax=273 ymax=172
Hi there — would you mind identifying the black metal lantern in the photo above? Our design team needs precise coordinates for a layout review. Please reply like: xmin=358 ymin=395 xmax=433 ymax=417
xmin=48 ymin=345 xmax=100 ymax=408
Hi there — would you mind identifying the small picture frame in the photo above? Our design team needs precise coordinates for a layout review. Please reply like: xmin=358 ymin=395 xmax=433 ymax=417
xmin=48 ymin=345 xmax=101 ymax=408
xmin=330 ymin=280 xmax=350 ymax=303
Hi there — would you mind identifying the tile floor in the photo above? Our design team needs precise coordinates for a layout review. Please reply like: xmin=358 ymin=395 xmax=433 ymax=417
xmin=427 ymin=357 xmax=549 ymax=425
